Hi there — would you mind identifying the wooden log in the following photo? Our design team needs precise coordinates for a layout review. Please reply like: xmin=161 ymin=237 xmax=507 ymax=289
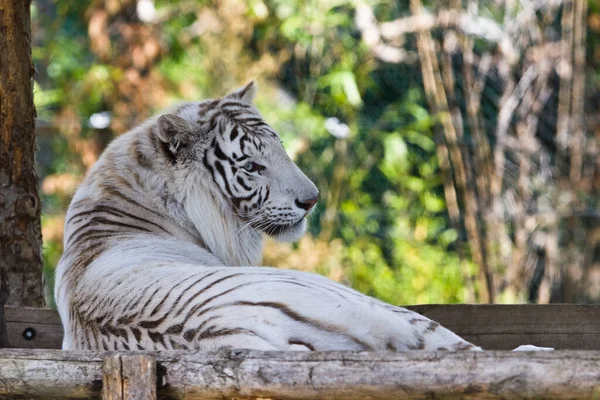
xmin=102 ymin=353 xmax=157 ymax=400
xmin=6 ymin=304 xmax=600 ymax=350
xmin=0 ymin=349 xmax=103 ymax=398
xmin=102 ymin=353 xmax=123 ymax=400
xmin=121 ymin=353 xmax=157 ymax=400
xmin=1 ymin=349 xmax=600 ymax=399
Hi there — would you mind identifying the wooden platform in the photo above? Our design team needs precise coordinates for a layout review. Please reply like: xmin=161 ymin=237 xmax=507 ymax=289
xmin=3 ymin=304 xmax=600 ymax=399
xmin=5 ymin=304 xmax=600 ymax=350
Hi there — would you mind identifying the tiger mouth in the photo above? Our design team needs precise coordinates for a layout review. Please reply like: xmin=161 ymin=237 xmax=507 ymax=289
xmin=259 ymin=219 xmax=304 ymax=237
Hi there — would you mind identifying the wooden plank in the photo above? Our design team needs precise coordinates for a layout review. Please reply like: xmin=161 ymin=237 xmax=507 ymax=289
xmin=6 ymin=321 xmax=64 ymax=349
xmin=459 ymin=333 xmax=600 ymax=352
xmin=5 ymin=305 xmax=600 ymax=350
xmin=1 ymin=349 xmax=600 ymax=399
xmin=5 ymin=306 xmax=63 ymax=348
xmin=5 ymin=306 xmax=62 ymax=324
xmin=407 ymin=304 xmax=600 ymax=350
xmin=102 ymin=353 xmax=156 ymax=400
xmin=102 ymin=353 xmax=123 ymax=400
xmin=121 ymin=353 xmax=157 ymax=400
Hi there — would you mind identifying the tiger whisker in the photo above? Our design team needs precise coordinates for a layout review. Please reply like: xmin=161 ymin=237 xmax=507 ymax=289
xmin=236 ymin=215 xmax=263 ymax=237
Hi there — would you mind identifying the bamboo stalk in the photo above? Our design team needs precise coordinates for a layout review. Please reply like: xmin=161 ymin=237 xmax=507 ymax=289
xmin=410 ymin=0 xmax=493 ymax=302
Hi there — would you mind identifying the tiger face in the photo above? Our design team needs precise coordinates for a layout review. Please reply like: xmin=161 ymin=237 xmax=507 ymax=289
xmin=156 ymin=82 xmax=319 ymax=242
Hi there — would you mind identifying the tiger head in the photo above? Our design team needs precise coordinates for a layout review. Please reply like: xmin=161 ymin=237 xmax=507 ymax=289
xmin=155 ymin=82 xmax=319 ymax=243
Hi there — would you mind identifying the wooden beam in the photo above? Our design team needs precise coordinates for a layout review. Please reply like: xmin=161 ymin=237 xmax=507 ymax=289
xmin=409 ymin=304 xmax=600 ymax=350
xmin=121 ymin=353 xmax=156 ymax=400
xmin=102 ymin=353 xmax=157 ymax=400
xmin=1 ymin=349 xmax=600 ymax=399
xmin=5 ymin=307 xmax=63 ymax=349
xmin=6 ymin=304 xmax=600 ymax=350
xmin=102 ymin=354 xmax=123 ymax=400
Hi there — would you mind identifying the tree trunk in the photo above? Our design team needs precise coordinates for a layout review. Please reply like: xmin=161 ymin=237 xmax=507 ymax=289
xmin=0 ymin=0 xmax=45 ymax=333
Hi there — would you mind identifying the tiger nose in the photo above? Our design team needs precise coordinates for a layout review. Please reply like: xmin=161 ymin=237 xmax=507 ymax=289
xmin=295 ymin=195 xmax=319 ymax=211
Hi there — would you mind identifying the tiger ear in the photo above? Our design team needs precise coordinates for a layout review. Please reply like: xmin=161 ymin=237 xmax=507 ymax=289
xmin=225 ymin=81 xmax=257 ymax=105
xmin=156 ymin=114 xmax=191 ymax=153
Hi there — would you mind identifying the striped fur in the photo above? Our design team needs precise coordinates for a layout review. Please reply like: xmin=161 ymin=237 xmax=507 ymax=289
xmin=55 ymin=82 xmax=480 ymax=352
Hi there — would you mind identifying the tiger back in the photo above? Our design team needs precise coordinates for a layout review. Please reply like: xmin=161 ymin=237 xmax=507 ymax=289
xmin=54 ymin=82 xmax=479 ymax=352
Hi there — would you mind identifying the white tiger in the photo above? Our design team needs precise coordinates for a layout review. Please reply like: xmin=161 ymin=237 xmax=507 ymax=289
xmin=54 ymin=82 xmax=480 ymax=352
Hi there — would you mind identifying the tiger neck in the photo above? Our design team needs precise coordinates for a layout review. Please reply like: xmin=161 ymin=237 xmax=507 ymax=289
xmin=181 ymin=173 xmax=264 ymax=266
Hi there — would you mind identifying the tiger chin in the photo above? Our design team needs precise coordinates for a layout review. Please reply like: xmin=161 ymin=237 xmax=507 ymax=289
xmin=54 ymin=81 xmax=481 ymax=353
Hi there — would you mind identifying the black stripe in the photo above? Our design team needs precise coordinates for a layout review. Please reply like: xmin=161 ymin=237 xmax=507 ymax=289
xmin=120 ymin=277 xmax=161 ymax=313
xmin=233 ymin=301 xmax=372 ymax=350
xmin=197 ymin=327 xmax=254 ymax=341
xmin=139 ymin=287 xmax=162 ymax=316
xmin=183 ymin=282 xmax=256 ymax=324
xmin=231 ymin=191 xmax=259 ymax=210
xmin=131 ymin=327 xmax=142 ymax=342
xmin=236 ymin=176 xmax=252 ymax=191
xmin=230 ymin=126 xmax=239 ymax=141
xmin=235 ymin=117 xmax=265 ymax=125
xmin=67 ymin=216 xmax=152 ymax=247
xmin=289 ymin=339 xmax=315 ymax=351
xmin=220 ymin=101 xmax=250 ymax=109
xmin=68 ymin=205 xmax=169 ymax=234
xmin=160 ymin=270 xmax=222 ymax=318
xmin=149 ymin=274 xmax=201 ymax=317
xmin=176 ymin=273 xmax=244 ymax=319
xmin=182 ymin=315 xmax=219 ymax=341
xmin=148 ymin=331 xmax=167 ymax=348
xmin=177 ymin=300 xmax=371 ymax=350
xmin=99 ymin=185 xmax=166 ymax=219
xmin=209 ymin=113 xmax=221 ymax=130
xmin=213 ymin=142 xmax=230 ymax=161
xmin=189 ymin=279 xmax=319 ymax=320
xmin=68 ymin=230 xmax=116 ymax=248
xmin=214 ymin=161 xmax=236 ymax=199
xmin=165 ymin=323 xmax=184 ymax=335
xmin=239 ymin=134 xmax=250 ymax=153
xmin=70 ymin=242 xmax=107 ymax=271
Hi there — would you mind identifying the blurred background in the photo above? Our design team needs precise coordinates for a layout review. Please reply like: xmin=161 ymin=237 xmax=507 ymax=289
xmin=33 ymin=0 xmax=599 ymax=307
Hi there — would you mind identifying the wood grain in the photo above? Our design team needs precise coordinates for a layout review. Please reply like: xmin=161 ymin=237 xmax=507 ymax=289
xmin=121 ymin=353 xmax=157 ymax=400
xmin=407 ymin=304 xmax=600 ymax=350
xmin=102 ymin=353 xmax=123 ymax=400
xmin=5 ymin=307 xmax=63 ymax=349
xmin=102 ymin=353 xmax=157 ymax=400
xmin=1 ymin=349 xmax=600 ymax=399
xmin=0 ymin=0 xmax=46 ymax=309
xmin=6 ymin=304 xmax=600 ymax=350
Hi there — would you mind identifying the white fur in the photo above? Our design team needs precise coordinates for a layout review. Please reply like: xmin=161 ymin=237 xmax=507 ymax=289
xmin=55 ymin=84 xmax=481 ymax=352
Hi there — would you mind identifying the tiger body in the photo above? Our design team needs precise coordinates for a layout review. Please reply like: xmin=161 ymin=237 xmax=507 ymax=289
xmin=55 ymin=83 xmax=479 ymax=352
